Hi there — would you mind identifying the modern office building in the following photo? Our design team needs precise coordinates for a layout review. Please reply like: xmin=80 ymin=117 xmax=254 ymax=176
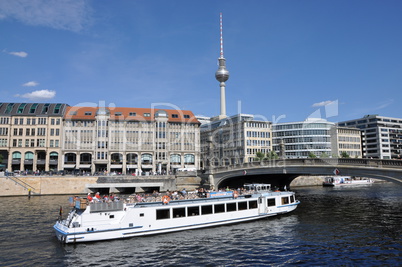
xmin=272 ymin=118 xmax=335 ymax=158
xmin=200 ymin=114 xmax=272 ymax=167
xmin=331 ymin=126 xmax=362 ymax=158
xmin=0 ymin=102 xmax=68 ymax=173
xmin=338 ymin=115 xmax=402 ymax=159
xmin=62 ymin=106 xmax=200 ymax=174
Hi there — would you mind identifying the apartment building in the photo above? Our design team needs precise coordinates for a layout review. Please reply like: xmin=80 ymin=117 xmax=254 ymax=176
xmin=0 ymin=103 xmax=68 ymax=172
xmin=62 ymin=106 xmax=200 ymax=174
xmin=200 ymin=114 xmax=272 ymax=167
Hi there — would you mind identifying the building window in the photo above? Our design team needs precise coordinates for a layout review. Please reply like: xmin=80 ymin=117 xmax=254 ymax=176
xmin=129 ymin=112 xmax=136 ymax=116
xmin=29 ymin=103 xmax=38 ymax=114
xmin=184 ymin=115 xmax=190 ymax=119
xmin=144 ymin=113 xmax=151 ymax=117
xmin=172 ymin=114 xmax=179 ymax=118
xmin=85 ymin=112 xmax=92 ymax=116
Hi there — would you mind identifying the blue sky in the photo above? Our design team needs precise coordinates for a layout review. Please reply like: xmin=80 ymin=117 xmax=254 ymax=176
xmin=1 ymin=0 xmax=401 ymax=123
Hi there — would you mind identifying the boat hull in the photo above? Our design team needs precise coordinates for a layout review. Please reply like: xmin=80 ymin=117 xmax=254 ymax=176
xmin=54 ymin=191 xmax=299 ymax=244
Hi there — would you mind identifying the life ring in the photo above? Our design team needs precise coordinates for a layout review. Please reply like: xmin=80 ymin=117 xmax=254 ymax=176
xmin=162 ymin=195 xmax=170 ymax=205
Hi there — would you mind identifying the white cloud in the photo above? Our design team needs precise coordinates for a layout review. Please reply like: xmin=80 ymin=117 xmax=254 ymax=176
xmin=0 ymin=0 xmax=92 ymax=32
xmin=9 ymin=51 xmax=28 ymax=58
xmin=22 ymin=81 xmax=39 ymax=87
xmin=312 ymin=100 xmax=333 ymax=107
xmin=15 ymin=89 xmax=56 ymax=100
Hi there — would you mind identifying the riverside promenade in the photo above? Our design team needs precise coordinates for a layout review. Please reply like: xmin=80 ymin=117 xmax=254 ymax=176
xmin=0 ymin=172 xmax=325 ymax=197
xmin=0 ymin=172 xmax=203 ymax=197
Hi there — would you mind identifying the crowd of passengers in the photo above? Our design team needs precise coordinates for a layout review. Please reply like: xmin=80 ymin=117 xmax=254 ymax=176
xmin=85 ymin=186 xmax=277 ymax=204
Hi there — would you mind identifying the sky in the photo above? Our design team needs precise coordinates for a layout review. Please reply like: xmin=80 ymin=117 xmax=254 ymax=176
xmin=1 ymin=0 xmax=402 ymax=123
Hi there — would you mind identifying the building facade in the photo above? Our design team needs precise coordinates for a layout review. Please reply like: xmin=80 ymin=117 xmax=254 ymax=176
xmin=200 ymin=114 xmax=272 ymax=167
xmin=338 ymin=115 xmax=402 ymax=159
xmin=0 ymin=103 xmax=68 ymax=173
xmin=272 ymin=118 xmax=335 ymax=158
xmin=62 ymin=106 xmax=200 ymax=175
xmin=331 ymin=127 xmax=362 ymax=158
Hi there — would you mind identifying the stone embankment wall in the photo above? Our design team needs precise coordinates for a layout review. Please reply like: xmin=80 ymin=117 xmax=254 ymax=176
xmin=0 ymin=176 xmax=98 ymax=197
xmin=0 ymin=174 xmax=324 ymax=197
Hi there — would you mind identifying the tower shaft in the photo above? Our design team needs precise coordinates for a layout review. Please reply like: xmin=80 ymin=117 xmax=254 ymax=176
xmin=215 ymin=13 xmax=230 ymax=119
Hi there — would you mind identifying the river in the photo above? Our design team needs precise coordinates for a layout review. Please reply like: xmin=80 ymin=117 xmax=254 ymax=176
xmin=0 ymin=182 xmax=401 ymax=266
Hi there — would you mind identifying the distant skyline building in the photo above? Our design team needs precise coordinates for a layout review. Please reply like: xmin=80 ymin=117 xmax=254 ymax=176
xmin=338 ymin=115 xmax=402 ymax=159
xmin=215 ymin=12 xmax=230 ymax=120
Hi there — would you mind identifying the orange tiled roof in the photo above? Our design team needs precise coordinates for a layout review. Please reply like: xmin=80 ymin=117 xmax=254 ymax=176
xmin=64 ymin=106 xmax=200 ymax=124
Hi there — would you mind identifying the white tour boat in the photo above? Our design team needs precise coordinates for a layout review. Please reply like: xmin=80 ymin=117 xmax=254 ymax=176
xmin=323 ymin=176 xmax=374 ymax=186
xmin=54 ymin=184 xmax=300 ymax=244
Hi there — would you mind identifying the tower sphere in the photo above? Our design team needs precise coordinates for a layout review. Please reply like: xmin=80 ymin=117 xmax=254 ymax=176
xmin=215 ymin=58 xmax=230 ymax=82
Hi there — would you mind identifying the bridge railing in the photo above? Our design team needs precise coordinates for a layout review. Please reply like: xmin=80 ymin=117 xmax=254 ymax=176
xmin=209 ymin=158 xmax=402 ymax=173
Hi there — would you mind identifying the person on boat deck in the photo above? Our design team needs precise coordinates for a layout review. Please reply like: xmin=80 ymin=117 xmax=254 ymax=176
xmin=87 ymin=193 xmax=93 ymax=202
xmin=181 ymin=188 xmax=187 ymax=196
xmin=94 ymin=192 xmax=101 ymax=202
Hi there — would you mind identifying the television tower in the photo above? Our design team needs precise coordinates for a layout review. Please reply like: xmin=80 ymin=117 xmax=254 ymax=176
xmin=215 ymin=12 xmax=230 ymax=119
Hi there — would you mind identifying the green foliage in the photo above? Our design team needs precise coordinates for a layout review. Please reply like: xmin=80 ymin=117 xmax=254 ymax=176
xmin=267 ymin=151 xmax=279 ymax=160
xmin=308 ymin=152 xmax=317 ymax=158
xmin=340 ymin=152 xmax=350 ymax=158
xmin=255 ymin=152 xmax=266 ymax=161
xmin=320 ymin=152 xmax=329 ymax=158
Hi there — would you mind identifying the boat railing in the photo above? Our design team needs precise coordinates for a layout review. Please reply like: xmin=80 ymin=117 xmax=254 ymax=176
xmin=89 ymin=201 xmax=124 ymax=213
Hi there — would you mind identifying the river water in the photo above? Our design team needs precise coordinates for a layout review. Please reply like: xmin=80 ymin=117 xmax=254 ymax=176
xmin=0 ymin=182 xmax=401 ymax=266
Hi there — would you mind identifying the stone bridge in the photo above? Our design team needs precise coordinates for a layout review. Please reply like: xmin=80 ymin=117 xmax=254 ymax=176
xmin=206 ymin=158 xmax=402 ymax=189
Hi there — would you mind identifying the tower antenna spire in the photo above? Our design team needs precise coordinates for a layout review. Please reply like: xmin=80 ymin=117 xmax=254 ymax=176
xmin=220 ymin=12 xmax=224 ymax=58
xmin=215 ymin=12 xmax=230 ymax=119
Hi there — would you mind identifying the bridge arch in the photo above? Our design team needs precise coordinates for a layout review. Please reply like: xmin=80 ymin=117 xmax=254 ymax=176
xmin=208 ymin=158 xmax=402 ymax=189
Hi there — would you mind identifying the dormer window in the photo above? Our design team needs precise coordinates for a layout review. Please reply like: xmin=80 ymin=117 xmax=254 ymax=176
xmin=129 ymin=112 xmax=136 ymax=116
xmin=144 ymin=113 xmax=151 ymax=117
xmin=184 ymin=115 xmax=190 ymax=119
xmin=85 ymin=112 xmax=92 ymax=116
xmin=172 ymin=114 xmax=179 ymax=118
xmin=115 ymin=112 xmax=122 ymax=116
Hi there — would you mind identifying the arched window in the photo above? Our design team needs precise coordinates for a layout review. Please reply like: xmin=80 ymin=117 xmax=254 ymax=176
xmin=170 ymin=154 xmax=181 ymax=164
xmin=184 ymin=154 xmax=195 ymax=164
xmin=50 ymin=152 xmax=58 ymax=161
xmin=12 ymin=152 xmax=21 ymax=159
xmin=25 ymin=152 xmax=34 ymax=159
xmin=141 ymin=154 xmax=153 ymax=164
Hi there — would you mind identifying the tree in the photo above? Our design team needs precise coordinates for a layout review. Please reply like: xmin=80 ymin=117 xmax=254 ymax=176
xmin=340 ymin=152 xmax=350 ymax=158
xmin=320 ymin=152 xmax=329 ymax=158
xmin=255 ymin=152 xmax=266 ymax=161
xmin=267 ymin=151 xmax=279 ymax=160
xmin=308 ymin=152 xmax=317 ymax=158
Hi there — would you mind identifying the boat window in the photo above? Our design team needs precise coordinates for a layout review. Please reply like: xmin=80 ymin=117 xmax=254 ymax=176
xmin=187 ymin=206 xmax=200 ymax=216
xmin=109 ymin=215 xmax=114 ymax=219
xmin=140 ymin=213 xmax=144 ymax=217
xmin=290 ymin=195 xmax=295 ymax=203
xmin=226 ymin=203 xmax=237 ymax=212
xmin=281 ymin=197 xmax=289 ymax=205
xmin=214 ymin=204 xmax=225 ymax=213
xmin=267 ymin=198 xmax=276 ymax=207
xmin=156 ymin=209 xmax=170 ymax=220
xmin=173 ymin=208 xmax=186 ymax=218
xmin=238 ymin=201 xmax=247 ymax=210
xmin=201 ymin=205 xmax=213 ymax=215
xmin=249 ymin=200 xmax=258 ymax=209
